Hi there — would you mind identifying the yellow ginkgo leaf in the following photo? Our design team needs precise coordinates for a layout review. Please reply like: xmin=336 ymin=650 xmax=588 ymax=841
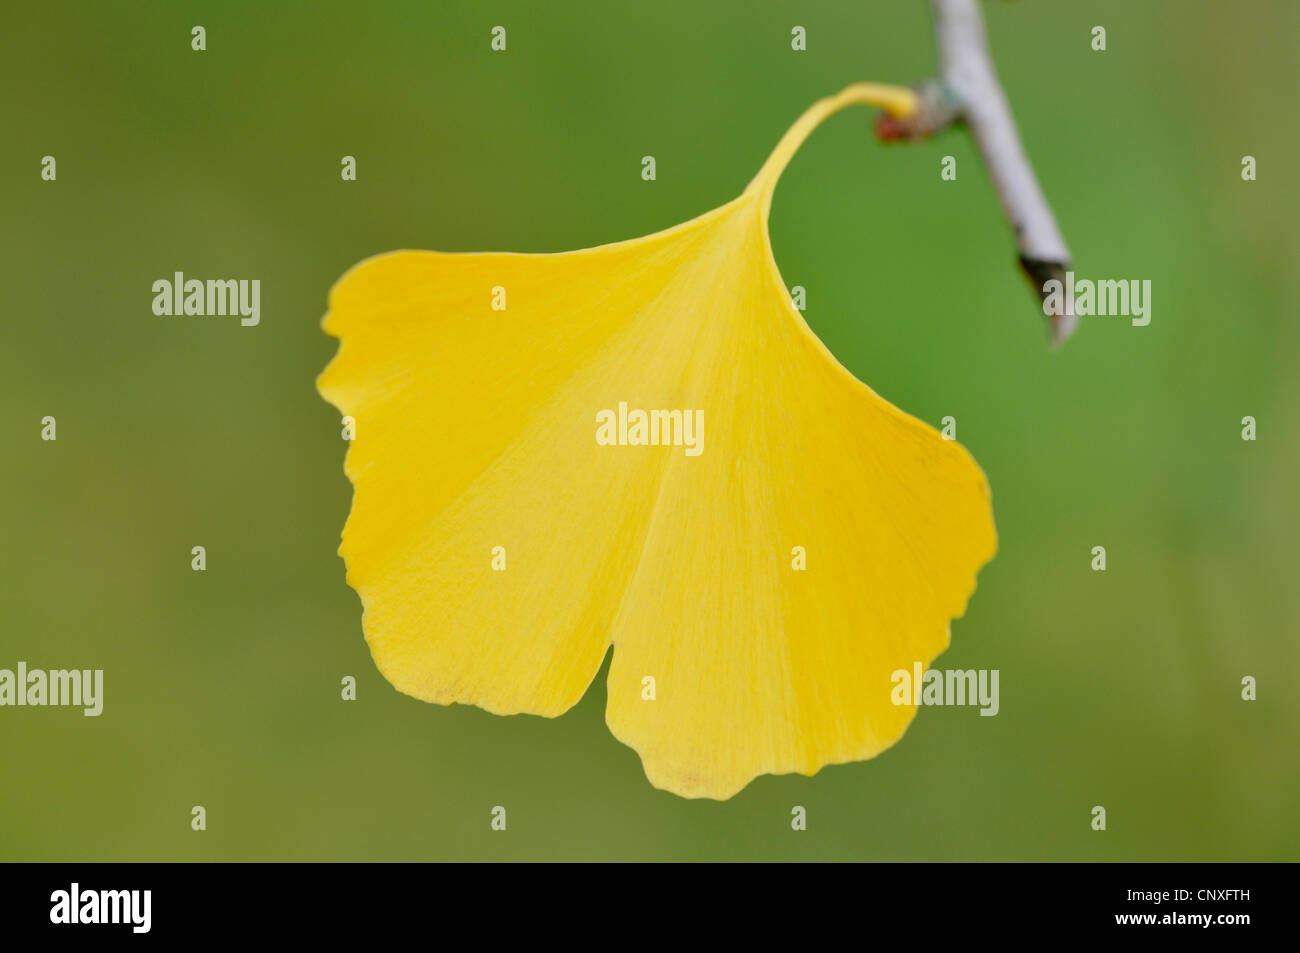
xmin=318 ymin=83 xmax=997 ymax=800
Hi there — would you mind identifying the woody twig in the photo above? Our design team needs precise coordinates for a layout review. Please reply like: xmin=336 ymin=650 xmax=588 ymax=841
xmin=877 ymin=0 xmax=1075 ymax=346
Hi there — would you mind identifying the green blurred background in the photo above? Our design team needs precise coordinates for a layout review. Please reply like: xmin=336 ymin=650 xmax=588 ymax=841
xmin=2 ymin=0 xmax=1297 ymax=860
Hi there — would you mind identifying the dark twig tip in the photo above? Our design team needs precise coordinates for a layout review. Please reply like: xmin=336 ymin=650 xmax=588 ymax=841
xmin=1019 ymin=256 xmax=1077 ymax=347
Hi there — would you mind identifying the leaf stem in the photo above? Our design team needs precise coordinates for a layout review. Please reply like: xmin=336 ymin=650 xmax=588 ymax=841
xmin=744 ymin=82 xmax=920 ymax=214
